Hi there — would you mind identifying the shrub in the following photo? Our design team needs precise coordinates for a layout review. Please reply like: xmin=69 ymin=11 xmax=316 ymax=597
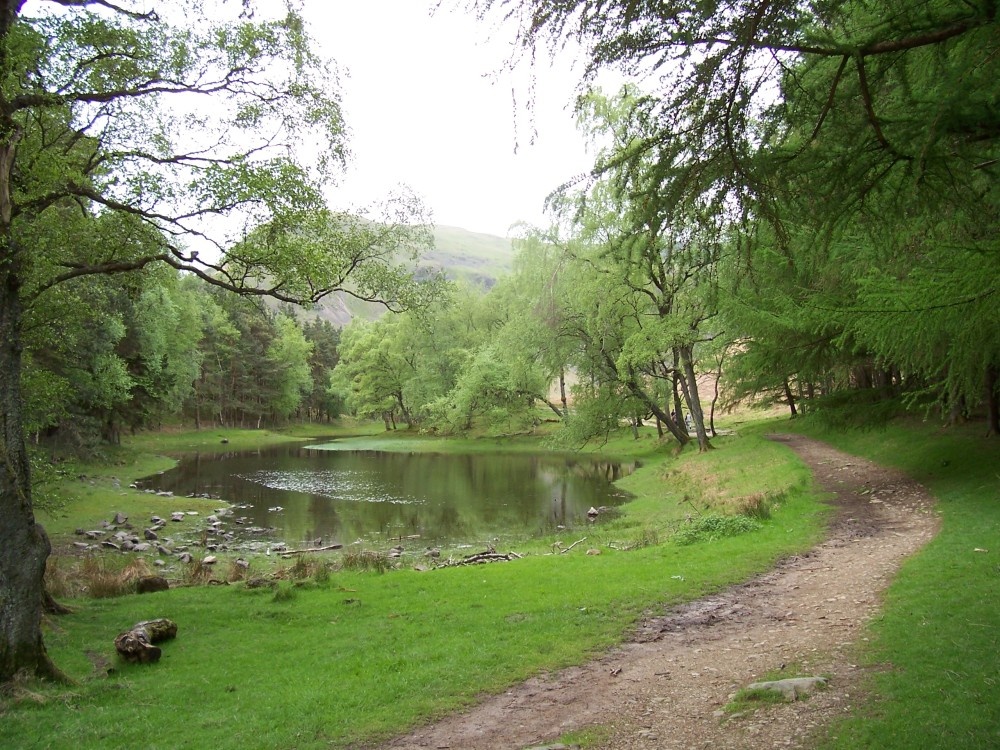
xmin=673 ymin=513 xmax=763 ymax=545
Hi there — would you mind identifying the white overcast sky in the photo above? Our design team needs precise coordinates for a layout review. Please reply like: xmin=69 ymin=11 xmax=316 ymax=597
xmin=298 ymin=1 xmax=596 ymax=237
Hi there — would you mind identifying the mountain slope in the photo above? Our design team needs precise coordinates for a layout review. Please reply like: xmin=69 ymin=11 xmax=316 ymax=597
xmin=307 ymin=225 xmax=515 ymax=326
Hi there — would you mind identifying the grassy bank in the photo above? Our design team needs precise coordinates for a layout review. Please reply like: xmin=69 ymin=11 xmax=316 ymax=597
xmin=4 ymin=423 xmax=828 ymax=749
xmin=787 ymin=418 xmax=1000 ymax=749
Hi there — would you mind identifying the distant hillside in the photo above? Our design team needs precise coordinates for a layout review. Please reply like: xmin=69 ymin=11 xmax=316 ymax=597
xmin=420 ymin=225 xmax=516 ymax=289
xmin=305 ymin=225 xmax=515 ymax=327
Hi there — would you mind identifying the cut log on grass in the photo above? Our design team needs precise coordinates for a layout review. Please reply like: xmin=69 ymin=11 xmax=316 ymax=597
xmin=114 ymin=618 xmax=178 ymax=664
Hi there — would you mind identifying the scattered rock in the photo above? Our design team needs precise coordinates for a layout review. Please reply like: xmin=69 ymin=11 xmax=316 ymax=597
xmin=113 ymin=512 xmax=128 ymax=525
xmin=202 ymin=555 xmax=217 ymax=565
xmin=144 ymin=528 xmax=158 ymax=540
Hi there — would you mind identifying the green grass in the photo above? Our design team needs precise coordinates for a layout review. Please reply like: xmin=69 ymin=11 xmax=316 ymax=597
xmin=3 ymin=423 xmax=828 ymax=749
xmin=786 ymin=417 xmax=1000 ymax=749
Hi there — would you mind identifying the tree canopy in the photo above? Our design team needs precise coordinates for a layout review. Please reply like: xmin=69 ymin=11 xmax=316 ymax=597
xmin=0 ymin=0 xmax=435 ymax=684
xmin=468 ymin=0 xmax=998 ymax=425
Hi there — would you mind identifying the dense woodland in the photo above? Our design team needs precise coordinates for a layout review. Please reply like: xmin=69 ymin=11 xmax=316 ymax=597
xmin=0 ymin=0 xmax=997 ymax=684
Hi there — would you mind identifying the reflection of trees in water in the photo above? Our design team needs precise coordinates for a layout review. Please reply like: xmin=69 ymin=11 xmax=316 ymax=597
xmin=135 ymin=446 xmax=633 ymax=547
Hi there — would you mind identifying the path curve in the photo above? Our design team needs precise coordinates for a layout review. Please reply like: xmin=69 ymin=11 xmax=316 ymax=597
xmin=380 ymin=434 xmax=940 ymax=750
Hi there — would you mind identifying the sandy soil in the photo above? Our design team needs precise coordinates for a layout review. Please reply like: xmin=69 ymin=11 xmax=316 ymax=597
xmin=378 ymin=434 xmax=940 ymax=750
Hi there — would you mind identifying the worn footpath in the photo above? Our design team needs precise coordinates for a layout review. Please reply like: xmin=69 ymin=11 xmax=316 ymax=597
xmin=380 ymin=434 xmax=940 ymax=750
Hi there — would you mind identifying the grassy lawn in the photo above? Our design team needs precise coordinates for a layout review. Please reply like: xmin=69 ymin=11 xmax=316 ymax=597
xmin=787 ymin=418 xmax=1000 ymax=750
xmin=4 ymin=422 xmax=827 ymax=749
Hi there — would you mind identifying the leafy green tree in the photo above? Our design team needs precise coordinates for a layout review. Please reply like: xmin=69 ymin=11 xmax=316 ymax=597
xmin=477 ymin=0 xmax=998 ymax=429
xmin=266 ymin=312 xmax=313 ymax=421
xmin=0 ymin=1 xmax=431 ymax=683
xmin=332 ymin=318 xmax=415 ymax=429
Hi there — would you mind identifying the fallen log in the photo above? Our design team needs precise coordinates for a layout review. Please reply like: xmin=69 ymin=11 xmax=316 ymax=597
xmin=279 ymin=542 xmax=344 ymax=557
xmin=560 ymin=537 xmax=588 ymax=554
xmin=438 ymin=550 xmax=523 ymax=567
xmin=114 ymin=618 xmax=178 ymax=664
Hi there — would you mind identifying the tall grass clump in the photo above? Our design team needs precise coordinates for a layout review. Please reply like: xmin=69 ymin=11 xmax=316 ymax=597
xmin=341 ymin=548 xmax=393 ymax=573
xmin=46 ymin=555 xmax=154 ymax=599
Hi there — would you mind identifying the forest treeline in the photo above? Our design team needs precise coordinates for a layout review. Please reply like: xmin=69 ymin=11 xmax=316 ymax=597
xmin=26 ymin=1 xmax=996 ymax=458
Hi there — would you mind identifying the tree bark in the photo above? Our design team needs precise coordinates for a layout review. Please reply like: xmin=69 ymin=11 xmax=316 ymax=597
xmin=621 ymin=363 xmax=688 ymax=445
xmin=559 ymin=367 xmax=568 ymax=417
xmin=678 ymin=345 xmax=712 ymax=452
xmin=0 ymin=249 xmax=66 ymax=684
xmin=784 ymin=378 xmax=798 ymax=417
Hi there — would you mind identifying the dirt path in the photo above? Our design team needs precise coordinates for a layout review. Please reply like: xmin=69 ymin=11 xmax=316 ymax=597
xmin=380 ymin=434 xmax=940 ymax=750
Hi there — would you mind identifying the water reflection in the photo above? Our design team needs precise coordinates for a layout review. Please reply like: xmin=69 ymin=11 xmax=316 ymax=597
xmin=136 ymin=441 xmax=634 ymax=548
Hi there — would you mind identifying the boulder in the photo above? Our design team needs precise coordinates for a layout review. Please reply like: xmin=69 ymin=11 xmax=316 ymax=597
xmin=136 ymin=576 xmax=170 ymax=594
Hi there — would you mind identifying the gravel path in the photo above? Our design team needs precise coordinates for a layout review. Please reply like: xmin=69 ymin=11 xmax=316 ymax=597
xmin=380 ymin=434 xmax=940 ymax=750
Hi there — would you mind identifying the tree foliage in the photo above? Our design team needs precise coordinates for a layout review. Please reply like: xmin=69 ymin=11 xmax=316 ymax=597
xmin=471 ymin=0 xmax=998 ymax=427
xmin=0 ymin=0 xmax=434 ymax=684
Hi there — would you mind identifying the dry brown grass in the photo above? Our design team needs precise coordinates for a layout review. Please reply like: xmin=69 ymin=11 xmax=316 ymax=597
xmin=44 ymin=555 xmax=154 ymax=599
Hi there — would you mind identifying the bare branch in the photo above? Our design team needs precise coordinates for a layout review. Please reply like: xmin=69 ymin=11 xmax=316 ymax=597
xmin=46 ymin=0 xmax=158 ymax=22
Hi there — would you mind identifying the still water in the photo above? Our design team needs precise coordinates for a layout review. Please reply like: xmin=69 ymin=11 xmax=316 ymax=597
xmin=136 ymin=440 xmax=634 ymax=548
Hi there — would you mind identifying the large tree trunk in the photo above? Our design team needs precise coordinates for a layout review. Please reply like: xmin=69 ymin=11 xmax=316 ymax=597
xmin=678 ymin=345 xmax=712 ymax=452
xmin=784 ymin=378 xmax=798 ymax=417
xmin=558 ymin=367 xmax=568 ymax=417
xmin=0 ymin=253 xmax=66 ymax=684
xmin=620 ymin=363 xmax=688 ymax=445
